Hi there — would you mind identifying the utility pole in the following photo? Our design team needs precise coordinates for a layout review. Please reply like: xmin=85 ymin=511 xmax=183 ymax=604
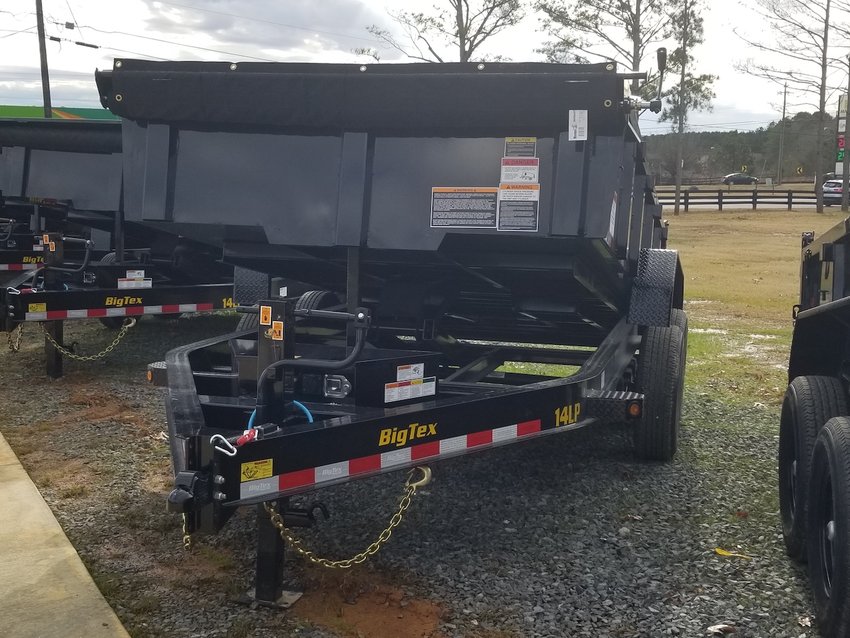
xmin=842 ymin=57 xmax=850 ymax=212
xmin=35 ymin=0 xmax=52 ymax=118
xmin=777 ymin=83 xmax=786 ymax=185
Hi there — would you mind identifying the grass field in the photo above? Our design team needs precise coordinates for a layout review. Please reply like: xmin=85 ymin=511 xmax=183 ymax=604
xmin=668 ymin=208 xmax=845 ymax=406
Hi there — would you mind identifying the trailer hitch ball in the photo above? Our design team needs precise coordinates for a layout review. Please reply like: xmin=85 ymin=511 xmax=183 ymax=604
xmin=167 ymin=470 xmax=210 ymax=513
xmin=167 ymin=486 xmax=194 ymax=513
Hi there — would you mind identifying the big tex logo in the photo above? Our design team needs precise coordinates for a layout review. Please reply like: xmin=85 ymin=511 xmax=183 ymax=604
xmin=378 ymin=422 xmax=437 ymax=448
xmin=105 ymin=295 xmax=143 ymax=307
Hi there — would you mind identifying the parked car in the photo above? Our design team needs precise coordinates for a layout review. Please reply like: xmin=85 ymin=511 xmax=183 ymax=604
xmin=823 ymin=179 xmax=844 ymax=205
xmin=722 ymin=172 xmax=759 ymax=185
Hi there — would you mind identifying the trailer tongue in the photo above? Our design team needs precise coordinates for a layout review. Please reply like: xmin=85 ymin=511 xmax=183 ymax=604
xmin=96 ymin=57 xmax=685 ymax=605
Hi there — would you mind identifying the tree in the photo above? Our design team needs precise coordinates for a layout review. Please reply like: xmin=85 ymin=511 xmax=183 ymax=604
xmin=736 ymin=0 xmax=846 ymax=212
xmin=536 ymin=0 xmax=668 ymax=93
xmin=356 ymin=1 xmax=524 ymax=63
xmin=659 ymin=0 xmax=715 ymax=214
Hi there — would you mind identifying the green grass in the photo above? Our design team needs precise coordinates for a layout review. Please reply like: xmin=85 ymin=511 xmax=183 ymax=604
xmin=668 ymin=209 xmax=845 ymax=406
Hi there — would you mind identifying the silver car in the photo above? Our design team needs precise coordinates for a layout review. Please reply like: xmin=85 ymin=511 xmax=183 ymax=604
xmin=824 ymin=179 xmax=844 ymax=205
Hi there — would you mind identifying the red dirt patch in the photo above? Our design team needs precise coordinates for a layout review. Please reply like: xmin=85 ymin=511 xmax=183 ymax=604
xmin=295 ymin=569 xmax=445 ymax=638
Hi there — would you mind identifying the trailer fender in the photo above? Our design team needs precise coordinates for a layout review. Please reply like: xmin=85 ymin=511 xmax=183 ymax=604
xmin=788 ymin=299 xmax=850 ymax=381
xmin=627 ymin=248 xmax=684 ymax=327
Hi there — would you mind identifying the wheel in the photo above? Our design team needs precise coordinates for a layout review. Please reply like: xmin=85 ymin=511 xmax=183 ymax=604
xmin=780 ymin=376 xmax=847 ymax=561
xmin=807 ymin=417 xmax=850 ymax=636
xmin=633 ymin=313 xmax=686 ymax=461
xmin=295 ymin=290 xmax=340 ymax=312
xmin=237 ymin=308 xmax=259 ymax=332
xmin=97 ymin=253 xmax=125 ymax=330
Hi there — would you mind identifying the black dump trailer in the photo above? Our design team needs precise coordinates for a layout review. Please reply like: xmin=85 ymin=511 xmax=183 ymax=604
xmin=95 ymin=58 xmax=686 ymax=604
xmin=780 ymin=219 xmax=850 ymax=636
xmin=0 ymin=118 xmax=234 ymax=376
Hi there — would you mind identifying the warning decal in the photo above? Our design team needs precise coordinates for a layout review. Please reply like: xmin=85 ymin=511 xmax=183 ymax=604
xmin=397 ymin=363 xmax=425 ymax=382
xmin=385 ymin=377 xmax=437 ymax=403
xmin=497 ymin=183 xmax=540 ymax=232
xmin=431 ymin=187 xmax=498 ymax=228
xmin=241 ymin=459 xmax=273 ymax=482
xmin=504 ymin=136 xmax=537 ymax=157
xmin=501 ymin=157 xmax=539 ymax=184
xmin=260 ymin=305 xmax=272 ymax=326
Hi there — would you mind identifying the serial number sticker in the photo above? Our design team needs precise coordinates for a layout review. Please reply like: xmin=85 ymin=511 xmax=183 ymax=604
xmin=271 ymin=320 xmax=284 ymax=341
xmin=240 ymin=458 xmax=273 ymax=482
xmin=260 ymin=305 xmax=272 ymax=326
xmin=28 ymin=302 xmax=47 ymax=313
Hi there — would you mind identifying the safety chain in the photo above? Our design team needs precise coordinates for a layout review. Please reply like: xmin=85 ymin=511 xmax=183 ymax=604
xmin=265 ymin=466 xmax=432 ymax=569
xmin=6 ymin=323 xmax=23 ymax=352
xmin=38 ymin=317 xmax=136 ymax=361
xmin=181 ymin=513 xmax=193 ymax=551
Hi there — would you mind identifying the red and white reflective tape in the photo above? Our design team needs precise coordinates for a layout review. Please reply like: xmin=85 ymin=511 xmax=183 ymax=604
xmin=0 ymin=264 xmax=38 ymax=271
xmin=24 ymin=302 xmax=214 ymax=321
xmin=239 ymin=419 xmax=542 ymax=500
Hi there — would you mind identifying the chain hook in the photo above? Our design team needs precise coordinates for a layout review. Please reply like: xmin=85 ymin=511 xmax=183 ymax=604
xmin=406 ymin=465 xmax=432 ymax=491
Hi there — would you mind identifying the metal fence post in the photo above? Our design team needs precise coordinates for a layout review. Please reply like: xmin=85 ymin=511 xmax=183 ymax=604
xmin=684 ymin=190 xmax=689 ymax=212
xmin=718 ymin=190 xmax=723 ymax=212
xmin=752 ymin=190 xmax=757 ymax=210
xmin=787 ymin=191 xmax=792 ymax=211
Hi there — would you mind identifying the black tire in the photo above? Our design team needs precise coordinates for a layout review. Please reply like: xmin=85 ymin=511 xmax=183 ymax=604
xmin=807 ymin=417 xmax=850 ymax=637
xmin=97 ymin=253 xmax=125 ymax=329
xmin=237 ymin=309 xmax=259 ymax=332
xmin=634 ymin=316 xmax=686 ymax=461
xmin=780 ymin=376 xmax=847 ymax=562
xmin=295 ymin=290 xmax=339 ymax=311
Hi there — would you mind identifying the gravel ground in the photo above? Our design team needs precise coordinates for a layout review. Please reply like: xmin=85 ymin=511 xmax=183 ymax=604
xmin=0 ymin=315 xmax=818 ymax=637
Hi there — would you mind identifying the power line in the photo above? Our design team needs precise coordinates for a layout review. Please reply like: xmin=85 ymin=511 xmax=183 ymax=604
xmin=0 ymin=25 xmax=37 ymax=39
xmin=49 ymin=20 xmax=277 ymax=61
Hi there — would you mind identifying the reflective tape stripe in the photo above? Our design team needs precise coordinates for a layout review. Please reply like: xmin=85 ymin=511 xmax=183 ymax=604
xmin=238 ymin=419 xmax=544 ymax=498
xmin=23 ymin=302 xmax=214 ymax=321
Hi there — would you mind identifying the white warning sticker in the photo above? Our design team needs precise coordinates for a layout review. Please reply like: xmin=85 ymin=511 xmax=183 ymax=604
xmin=431 ymin=187 xmax=498 ymax=228
xmin=117 ymin=277 xmax=153 ymax=289
xmin=568 ymin=110 xmax=588 ymax=141
xmin=385 ymin=377 xmax=437 ymax=403
xmin=397 ymin=363 xmax=425 ymax=382
xmin=497 ymin=183 xmax=540 ymax=232
xmin=500 ymin=157 xmax=539 ymax=184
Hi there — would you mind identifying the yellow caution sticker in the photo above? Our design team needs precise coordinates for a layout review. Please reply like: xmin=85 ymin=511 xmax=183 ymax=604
xmin=241 ymin=458 xmax=273 ymax=482
xmin=260 ymin=305 xmax=272 ymax=325
xmin=28 ymin=302 xmax=47 ymax=313
xmin=271 ymin=320 xmax=284 ymax=341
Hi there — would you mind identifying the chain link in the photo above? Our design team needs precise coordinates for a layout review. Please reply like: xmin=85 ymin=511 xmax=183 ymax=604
xmin=264 ymin=466 xmax=431 ymax=569
xmin=6 ymin=323 xmax=23 ymax=352
xmin=38 ymin=317 xmax=136 ymax=361
xmin=181 ymin=513 xmax=193 ymax=551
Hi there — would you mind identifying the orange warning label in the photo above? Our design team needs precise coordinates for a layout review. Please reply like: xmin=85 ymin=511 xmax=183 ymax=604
xmin=260 ymin=305 xmax=272 ymax=326
xmin=48 ymin=241 xmax=56 ymax=252
xmin=271 ymin=320 xmax=284 ymax=341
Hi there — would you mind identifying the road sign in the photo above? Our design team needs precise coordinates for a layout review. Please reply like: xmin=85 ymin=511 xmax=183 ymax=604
xmin=796 ymin=166 xmax=804 ymax=175
xmin=741 ymin=164 xmax=748 ymax=172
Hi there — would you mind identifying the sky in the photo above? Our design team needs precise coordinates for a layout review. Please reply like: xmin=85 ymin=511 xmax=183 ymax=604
xmin=0 ymin=0 xmax=836 ymax=133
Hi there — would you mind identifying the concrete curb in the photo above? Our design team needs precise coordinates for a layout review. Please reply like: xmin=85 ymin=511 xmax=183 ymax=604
xmin=0 ymin=432 xmax=130 ymax=638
